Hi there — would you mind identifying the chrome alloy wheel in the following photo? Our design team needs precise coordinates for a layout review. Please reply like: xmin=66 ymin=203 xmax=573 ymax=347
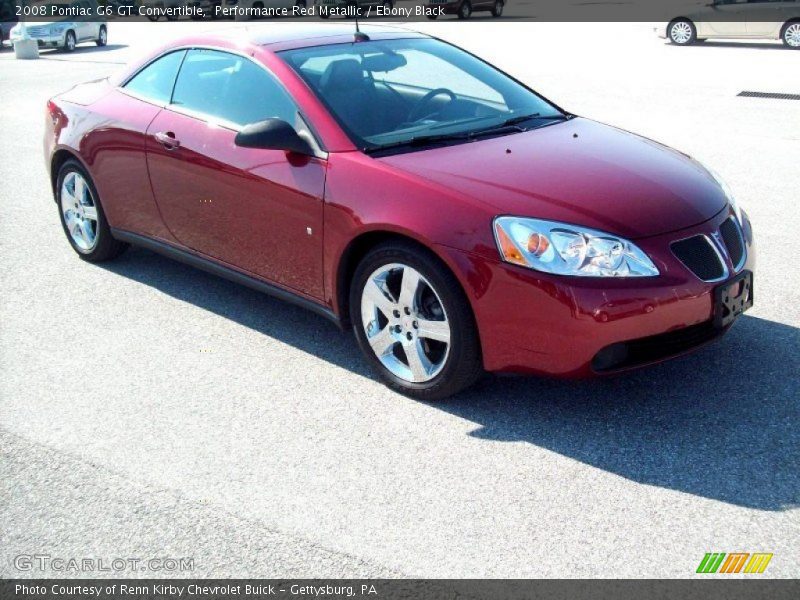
xmin=60 ymin=171 xmax=98 ymax=252
xmin=360 ymin=263 xmax=451 ymax=383
xmin=670 ymin=21 xmax=693 ymax=44
xmin=786 ymin=23 xmax=800 ymax=47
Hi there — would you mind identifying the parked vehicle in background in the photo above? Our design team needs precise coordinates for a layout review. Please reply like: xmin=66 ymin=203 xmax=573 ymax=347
xmin=659 ymin=0 xmax=800 ymax=48
xmin=0 ymin=0 xmax=18 ymax=48
xmin=426 ymin=0 xmax=504 ymax=20
xmin=8 ymin=1 xmax=106 ymax=52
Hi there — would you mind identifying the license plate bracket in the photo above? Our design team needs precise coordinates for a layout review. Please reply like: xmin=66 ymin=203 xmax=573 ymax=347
xmin=714 ymin=270 xmax=753 ymax=328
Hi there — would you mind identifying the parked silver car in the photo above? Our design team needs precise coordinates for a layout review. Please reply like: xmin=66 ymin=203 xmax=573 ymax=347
xmin=658 ymin=0 xmax=799 ymax=48
xmin=9 ymin=0 xmax=107 ymax=52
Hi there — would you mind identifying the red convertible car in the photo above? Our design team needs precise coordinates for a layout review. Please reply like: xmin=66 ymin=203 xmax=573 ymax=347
xmin=45 ymin=25 xmax=754 ymax=399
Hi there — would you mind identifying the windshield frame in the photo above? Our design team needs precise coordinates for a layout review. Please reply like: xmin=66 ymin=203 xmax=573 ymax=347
xmin=277 ymin=37 xmax=570 ymax=155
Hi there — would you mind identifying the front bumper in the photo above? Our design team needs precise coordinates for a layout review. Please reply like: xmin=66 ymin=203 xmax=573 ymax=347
xmin=439 ymin=207 xmax=755 ymax=377
xmin=10 ymin=31 xmax=66 ymax=47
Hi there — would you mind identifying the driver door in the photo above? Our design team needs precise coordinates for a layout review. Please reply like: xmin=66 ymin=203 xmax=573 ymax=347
xmin=704 ymin=0 xmax=751 ymax=36
xmin=145 ymin=49 xmax=327 ymax=298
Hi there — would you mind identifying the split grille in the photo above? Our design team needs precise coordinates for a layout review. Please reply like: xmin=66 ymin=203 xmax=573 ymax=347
xmin=671 ymin=217 xmax=745 ymax=282
xmin=671 ymin=236 xmax=725 ymax=281
xmin=719 ymin=217 xmax=745 ymax=269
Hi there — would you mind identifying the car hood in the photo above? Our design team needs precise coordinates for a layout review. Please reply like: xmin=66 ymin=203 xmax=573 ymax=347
xmin=378 ymin=118 xmax=728 ymax=239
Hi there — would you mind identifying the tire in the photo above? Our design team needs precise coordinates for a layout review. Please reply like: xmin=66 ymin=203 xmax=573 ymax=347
xmin=668 ymin=19 xmax=696 ymax=45
xmin=457 ymin=0 xmax=471 ymax=19
xmin=382 ymin=0 xmax=392 ymax=12
xmin=350 ymin=242 xmax=482 ymax=400
xmin=782 ymin=21 xmax=800 ymax=48
xmin=491 ymin=0 xmax=503 ymax=17
xmin=63 ymin=30 xmax=76 ymax=52
xmin=56 ymin=160 xmax=128 ymax=262
xmin=95 ymin=25 xmax=107 ymax=47
xmin=295 ymin=0 xmax=307 ymax=8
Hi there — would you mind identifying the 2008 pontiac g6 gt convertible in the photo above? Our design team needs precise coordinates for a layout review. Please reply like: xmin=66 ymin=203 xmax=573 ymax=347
xmin=45 ymin=25 xmax=755 ymax=399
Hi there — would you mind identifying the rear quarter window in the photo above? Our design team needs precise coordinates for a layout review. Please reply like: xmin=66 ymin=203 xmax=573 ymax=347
xmin=123 ymin=50 xmax=186 ymax=105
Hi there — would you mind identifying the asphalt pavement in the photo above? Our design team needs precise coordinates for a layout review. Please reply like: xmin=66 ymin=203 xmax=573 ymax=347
xmin=1 ymin=22 xmax=798 ymax=578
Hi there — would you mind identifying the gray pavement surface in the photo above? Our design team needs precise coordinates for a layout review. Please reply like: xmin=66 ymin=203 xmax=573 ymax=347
xmin=1 ymin=23 xmax=799 ymax=579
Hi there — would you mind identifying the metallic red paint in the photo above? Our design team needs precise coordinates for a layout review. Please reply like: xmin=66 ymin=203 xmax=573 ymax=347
xmin=44 ymin=28 xmax=755 ymax=379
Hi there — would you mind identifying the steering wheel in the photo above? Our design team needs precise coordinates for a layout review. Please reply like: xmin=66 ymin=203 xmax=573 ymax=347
xmin=408 ymin=88 xmax=457 ymax=123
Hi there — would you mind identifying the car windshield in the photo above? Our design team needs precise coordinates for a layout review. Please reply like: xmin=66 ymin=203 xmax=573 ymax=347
xmin=279 ymin=38 xmax=566 ymax=153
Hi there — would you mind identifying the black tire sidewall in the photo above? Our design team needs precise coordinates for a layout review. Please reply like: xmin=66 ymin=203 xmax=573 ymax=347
xmin=350 ymin=243 xmax=481 ymax=400
xmin=64 ymin=31 xmax=76 ymax=52
xmin=458 ymin=1 xmax=471 ymax=19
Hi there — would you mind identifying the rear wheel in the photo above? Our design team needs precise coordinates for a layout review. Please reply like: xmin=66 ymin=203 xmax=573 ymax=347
xmin=668 ymin=19 xmax=696 ymax=45
xmin=491 ymin=0 xmax=503 ymax=17
xmin=95 ymin=25 xmax=107 ymax=47
xmin=351 ymin=242 xmax=482 ymax=400
xmin=63 ymin=30 xmax=76 ymax=52
xmin=782 ymin=21 xmax=800 ymax=48
xmin=57 ymin=160 xmax=128 ymax=262
xmin=457 ymin=0 xmax=471 ymax=19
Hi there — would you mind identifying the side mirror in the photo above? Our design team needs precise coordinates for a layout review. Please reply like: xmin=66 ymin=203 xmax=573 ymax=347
xmin=234 ymin=118 xmax=313 ymax=155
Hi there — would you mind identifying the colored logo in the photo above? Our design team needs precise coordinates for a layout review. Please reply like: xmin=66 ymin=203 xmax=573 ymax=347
xmin=696 ymin=553 xmax=773 ymax=574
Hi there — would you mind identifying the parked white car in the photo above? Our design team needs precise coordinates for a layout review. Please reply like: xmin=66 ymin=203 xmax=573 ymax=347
xmin=9 ymin=0 xmax=107 ymax=52
xmin=658 ymin=0 xmax=800 ymax=48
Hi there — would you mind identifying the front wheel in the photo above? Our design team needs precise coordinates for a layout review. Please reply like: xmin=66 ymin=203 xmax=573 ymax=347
xmin=457 ymin=0 xmax=471 ymax=19
xmin=491 ymin=0 xmax=503 ymax=17
xmin=57 ymin=160 xmax=128 ymax=262
xmin=668 ymin=19 xmax=696 ymax=45
xmin=351 ymin=242 xmax=482 ymax=400
xmin=782 ymin=21 xmax=800 ymax=48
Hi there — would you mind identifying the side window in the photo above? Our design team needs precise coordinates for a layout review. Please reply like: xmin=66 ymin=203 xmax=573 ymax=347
xmin=171 ymin=49 xmax=298 ymax=128
xmin=124 ymin=51 xmax=186 ymax=105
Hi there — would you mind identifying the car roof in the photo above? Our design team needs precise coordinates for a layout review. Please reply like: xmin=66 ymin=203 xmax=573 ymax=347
xmin=207 ymin=23 xmax=428 ymax=51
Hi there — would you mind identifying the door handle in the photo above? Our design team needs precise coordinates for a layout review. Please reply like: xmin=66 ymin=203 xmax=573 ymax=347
xmin=154 ymin=131 xmax=180 ymax=150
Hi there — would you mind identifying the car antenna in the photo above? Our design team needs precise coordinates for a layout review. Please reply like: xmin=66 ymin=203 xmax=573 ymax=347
xmin=354 ymin=12 xmax=369 ymax=42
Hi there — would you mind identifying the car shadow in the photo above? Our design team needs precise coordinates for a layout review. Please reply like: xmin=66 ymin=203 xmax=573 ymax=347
xmin=668 ymin=40 xmax=788 ymax=51
xmin=102 ymin=246 xmax=799 ymax=511
xmin=39 ymin=43 xmax=128 ymax=56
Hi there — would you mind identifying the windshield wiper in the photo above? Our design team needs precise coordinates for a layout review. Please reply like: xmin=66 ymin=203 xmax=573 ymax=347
xmin=364 ymin=132 xmax=472 ymax=154
xmin=496 ymin=112 xmax=570 ymax=128
xmin=363 ymin=113 xmax=572 ymax=155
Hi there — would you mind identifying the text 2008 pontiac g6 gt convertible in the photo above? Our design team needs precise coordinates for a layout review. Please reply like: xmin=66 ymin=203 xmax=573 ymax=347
xmin=45 ymin=25 xmax=754 ymax=399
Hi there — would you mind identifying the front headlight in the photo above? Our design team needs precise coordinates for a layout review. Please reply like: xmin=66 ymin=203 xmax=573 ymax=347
xmin=493 ymin=217 xmax=659 ymax=277
xmin=705 ymin=167 xmax=743 ymax=226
